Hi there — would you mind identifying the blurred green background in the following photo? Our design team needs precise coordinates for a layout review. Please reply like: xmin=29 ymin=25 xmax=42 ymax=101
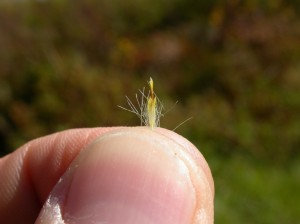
xmin=0 ymin=0 xmax=300 ymax=223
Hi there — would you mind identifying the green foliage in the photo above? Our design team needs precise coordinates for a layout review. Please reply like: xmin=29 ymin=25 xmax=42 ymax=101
xmin=0 ymin=0 xmax=300 ymax=222
xmin=213 ymin=154 xmax=300 ymax=223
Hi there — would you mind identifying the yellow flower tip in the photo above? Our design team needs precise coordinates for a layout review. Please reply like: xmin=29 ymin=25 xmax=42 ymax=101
xmin=149 ymin=77 xmax=154 ymax=98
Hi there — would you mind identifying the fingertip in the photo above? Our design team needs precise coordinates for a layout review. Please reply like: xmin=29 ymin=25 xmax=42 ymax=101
xmin=37 ymin=127 xmax=214 ymax=224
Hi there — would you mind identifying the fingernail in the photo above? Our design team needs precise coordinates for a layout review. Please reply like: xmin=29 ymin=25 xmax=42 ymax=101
xmin=37 ymin=128 xmax=212 ymax=224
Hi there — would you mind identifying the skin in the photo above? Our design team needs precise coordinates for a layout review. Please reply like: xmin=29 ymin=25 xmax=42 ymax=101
xmin=0 ymin=127 xmax=214 ymax=224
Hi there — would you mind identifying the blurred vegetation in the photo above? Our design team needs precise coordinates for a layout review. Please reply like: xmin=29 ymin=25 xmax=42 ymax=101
xmin=0 ymin=0 xmax=299 ymax=223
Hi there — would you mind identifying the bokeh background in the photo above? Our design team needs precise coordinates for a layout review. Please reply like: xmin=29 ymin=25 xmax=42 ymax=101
xmin=0 ymin=0 xmax=300 ymax=223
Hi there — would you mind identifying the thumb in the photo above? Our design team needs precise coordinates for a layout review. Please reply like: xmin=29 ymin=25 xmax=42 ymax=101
xmin=36 ymin=128 xmax=214 ymax=224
